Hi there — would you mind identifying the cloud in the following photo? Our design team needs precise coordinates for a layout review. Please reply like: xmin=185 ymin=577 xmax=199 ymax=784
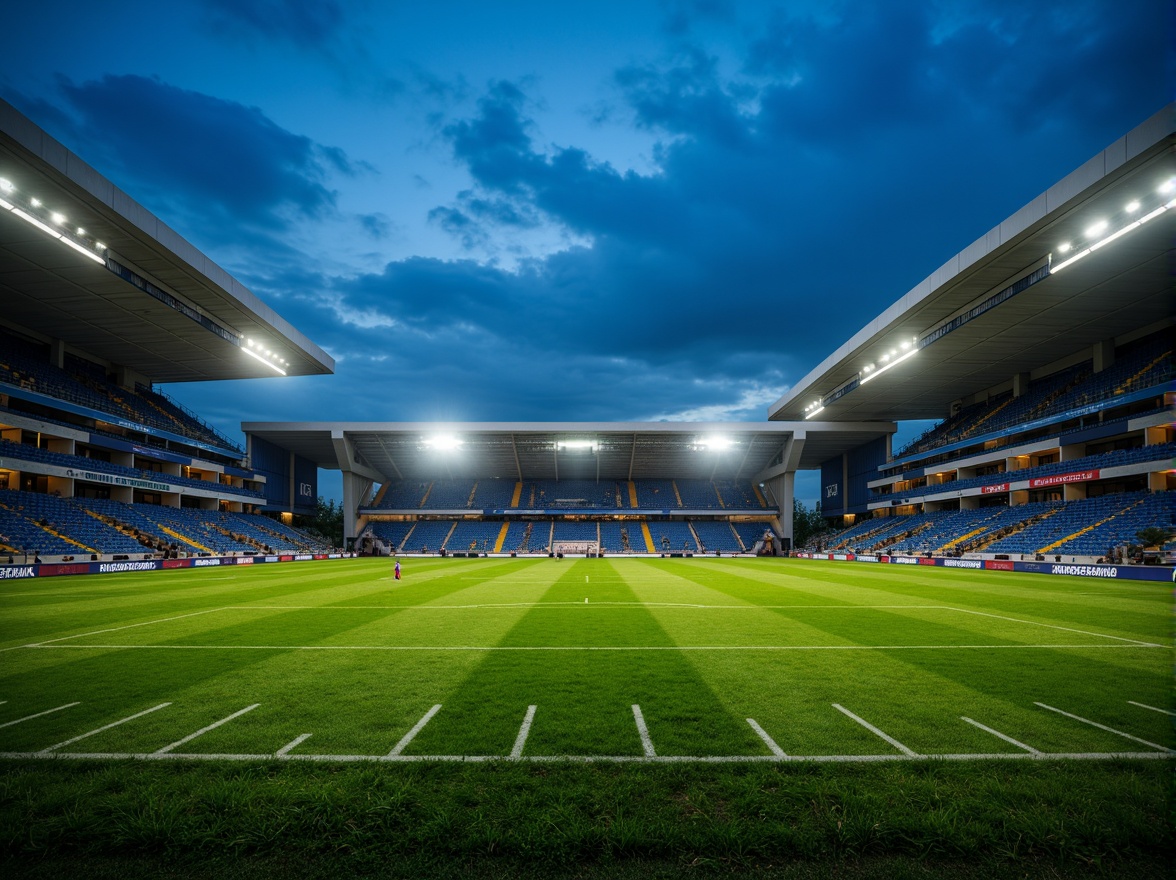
xmin=200 ymin=0 xmax=347 ymax=51
xmin=44 ymin=74 xmax=365 ymax=255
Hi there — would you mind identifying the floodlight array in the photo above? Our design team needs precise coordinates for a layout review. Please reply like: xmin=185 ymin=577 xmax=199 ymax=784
xmin=242 ymin=338 xmax=288 ymax=375
xmin=0 ymin=176 xmax=106 ymax=264
xmin=1050 ymin=176 xmax=1175 ymax=274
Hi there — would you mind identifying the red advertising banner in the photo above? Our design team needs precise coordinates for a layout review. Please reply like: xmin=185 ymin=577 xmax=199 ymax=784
xmin=985 ymin=559 xmax=1015 ymax=571
xmin=981 ymin=483 xmax=1009 ymax=494
xmin=1029 ymin=469 xmax=1099 ymax=488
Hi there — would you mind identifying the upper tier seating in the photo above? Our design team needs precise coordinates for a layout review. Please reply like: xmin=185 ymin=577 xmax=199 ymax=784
xmin=0 ymin=328 xmax=240 ymax=452
xmin=0 ymin=439 xmax=264 ymax=499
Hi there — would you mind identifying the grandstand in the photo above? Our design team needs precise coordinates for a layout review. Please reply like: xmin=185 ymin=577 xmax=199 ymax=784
xmin=775 ymin=105 xmax=1174 ymax=566
xmin=0 ymin=98 xmax=334 ymax=563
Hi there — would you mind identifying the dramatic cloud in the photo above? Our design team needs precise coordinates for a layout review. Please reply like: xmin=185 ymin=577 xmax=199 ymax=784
xmin=58 ymin=75 xmax=354 ymax=237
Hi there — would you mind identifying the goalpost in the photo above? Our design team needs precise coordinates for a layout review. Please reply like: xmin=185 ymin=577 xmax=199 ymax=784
xmin=553 ymin=541 xmax=599 ymax=556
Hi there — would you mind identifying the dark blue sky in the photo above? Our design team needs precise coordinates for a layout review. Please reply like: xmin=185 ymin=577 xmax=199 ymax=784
xmin=3 ymin=1 xmax=1171 ymax=503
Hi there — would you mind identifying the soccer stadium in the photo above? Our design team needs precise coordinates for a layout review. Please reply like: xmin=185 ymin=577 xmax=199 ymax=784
xmin=0 ymin=95 xmax=1173 ymax=877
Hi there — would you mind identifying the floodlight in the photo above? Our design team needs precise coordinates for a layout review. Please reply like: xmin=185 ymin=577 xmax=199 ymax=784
xmin=242 ymin=345 xmax=288 ymax=375
xmin=0 ymin=178 xmax=12 ymax=192
xmin=860 ymin=346 xmax=917 ymax=384
xmin=12 ymin=207 xmax=61 ymax=238
xmin=29 ymin=197 xmax=40 ymax=207
xmin=1160 ymin=177 xmax=1176 ymax=194
xmin=50 ymin=212 xmax=65 ymax=225
xmin=1057 ymin=241 xmax=1071 ymax=253
xmin=76 ymin=227 xmax=85 ymax=235
xmin=1125 ymin=200 xmax=1140 ymax=213
xmin=425 ymin=435 xmax=463 ymax=450
xmin=557 ymin=440 xmax=598 ymax=451
xmin=804 ymin=405 xmax=825 ymax=420
xmin=58 ymin=235 xmax=105 ymax=264
xmin=1084 ymin=220 xmax=1107 ymax=239
xmin=696 ymin=436 xmax=733 ymax=451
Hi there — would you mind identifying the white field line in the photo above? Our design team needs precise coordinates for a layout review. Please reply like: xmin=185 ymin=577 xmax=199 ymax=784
xmin=0 ymin=702 xmax=81 ymax=729
xmin=153 ymin=704 xmax=260 ymax=755
xmin=0 ymin=750 xmax=1171 ymax=764
xmin=632 ymin=705 xmax=656 ymax=757
xmin=960 ymin=716 xmax=1039 ymax=754
xmin=944 ymin=607 xmax=1162 ymax=647
xmin=40 ymin=703 xmax=171 ymax=752
xmin=276 ymin=733 xmax=312 ymax=757
xmin=228 ymin=603 xmax=947 ymax=611
xmin=389 ymin=704 xmax=442 ymax=756
xmin=25 ymin=643 xmax=1162 ymax=652
xmin=7 ymin=608 xmax=227 ymax=651
xmin=1128 ymin=700 xmax=1175 ymax=716
xmin=833 ymin=704 xmax=918 ymax=757
xmin=746 ymin=718 xmax=786 ymax=757
xmin=1034 ymin=703 xmax=1176 ymax=753
xmin=510 ymin=705 xmax=538 ymax=759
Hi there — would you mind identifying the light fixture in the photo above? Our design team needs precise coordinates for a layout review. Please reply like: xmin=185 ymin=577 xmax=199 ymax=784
xmin=58 ymin=235 xmax=105 ymax=264
xmin=860 ymin=346 xmax=917 ymax=384
xmin=557 ymin=439 xmax=598 ymax=451
xmin=50 ymin=212 xmax=65 ymax=225
xmin=242 ymin=345 xmax=287 ymax=375
xmin=0 ymin=178 xmax=12 ymax=192
xmin=804 ymin=405 xmax=825 ymax=420
xmin=1052 ymin=197 xmax=1171 ymax=275
xmin=76 ymin=227 xmax=86 ymax=235
xmin=1084 ymin=220 xmax=1108 ymax=239
xmin=424 ymin=435 xmax=463 ymax=450
xmin=1160 ymin=178 xmax=1176 ymax=195
xmin=694 ymin=435 xmax=733 ymax=451
xmin=29 ymin=197 xmax=41 ymax=207
xmin=1125 ymin=200 xmax=1140 ymax=213
xmin=1057 ymin=241 xmax=1071 ymax=253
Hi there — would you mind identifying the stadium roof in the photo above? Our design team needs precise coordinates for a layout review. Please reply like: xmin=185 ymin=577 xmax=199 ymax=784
xmin=0 ymin=98 xmax=333 ymax=384
xmin=769 ymin=104 xmax=1175 ymax=423
xmin=243 ymin=421 xmax=894 ymax=483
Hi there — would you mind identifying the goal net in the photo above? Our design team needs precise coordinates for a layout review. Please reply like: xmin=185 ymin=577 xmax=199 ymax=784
xmin=553 ymin=541 xmax=599 ymax=556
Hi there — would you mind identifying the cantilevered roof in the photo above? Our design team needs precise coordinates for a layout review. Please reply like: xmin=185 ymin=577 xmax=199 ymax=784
xmin=770 ymin=104 xmax=1175 ymax=423
xmin=0 ymin=99 xmax=333 ymax=383
xmin=243 ymin=421 xmax=894 ymax=483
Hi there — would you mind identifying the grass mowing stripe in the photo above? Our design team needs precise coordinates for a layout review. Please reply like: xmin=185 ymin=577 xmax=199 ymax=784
xmin=960 ymin=716 xmax=1040 ymax=754
xmin=1128 ymin=700 xmax=1175 ymax=716
xmin=1034 ymin=702 xmax=1176 ymax=752
xmin=833 ymin=703 xmax=919 ymax=756
xmin=153 ymin=704 xmax=260 ymax=755
xmin=631 ymin=704 xmax=655 ymax=756
xmin=388 ymin=704 xmax=442 ymax=756
xmin=746 ymin=718 xmax=786 ymax=757
xmin=40 ymin=702 xmax=171 ymax=752
xmin=510 ymin=705 xmax=537 ymax=758
xmin=0 ymin=702 xmax=80 ymax=729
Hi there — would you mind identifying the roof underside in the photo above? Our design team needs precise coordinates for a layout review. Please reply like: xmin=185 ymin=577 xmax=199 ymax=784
xmin=243 ymin=422 xmax=894 ymax=483
xmin=770 ymin=106 xmax=1175 ymax=422
xmin=0 ymin=99 xmax=333 ymax=383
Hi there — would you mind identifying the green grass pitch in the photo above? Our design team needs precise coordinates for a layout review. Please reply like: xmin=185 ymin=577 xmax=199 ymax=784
xmin=0 ymin=557 xmax=1172 ymax=877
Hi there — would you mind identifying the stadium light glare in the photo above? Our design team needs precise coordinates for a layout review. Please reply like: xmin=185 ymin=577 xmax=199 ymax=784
xmin=1084 ymin=220 xmax=1108 ymax=239
xmin=50 ymin=211 xmax=65 ymax=225
xmin=29 ymin=197 xmax=41 ymax=207
xmin=11 ymin=206 xmax=61 ymax=239
xmin=0 ymin=178 xmax=12 ymax=192
xmin=1057 ymin=241 xmax=1071 ymax=253
xmin=859 ymin=346 xmax=917 ymax=384
xmin=557 ymin=439 xmax=598 ymax=451
xmin=804 ymin=405 xmax=825 ymax=419
xmin=1125 ymin=200 xmax=1140 ymax=213
xmin=695 ymin=435 xmax=733 ymax=451
xmin=424 ymin=435 xmax=463 ymax=450
xmin=76 ymin=227 xmax=85 ymax=235
xmin=58 ymin=234 xmax=106 ymax=264
xmin=242 ymin=344 xmax=287 ymax=375
xmin=0 ymin=196 xmax=12 ymax=211
xmin=1160 ymin=177 xmax=1176 ymax=194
